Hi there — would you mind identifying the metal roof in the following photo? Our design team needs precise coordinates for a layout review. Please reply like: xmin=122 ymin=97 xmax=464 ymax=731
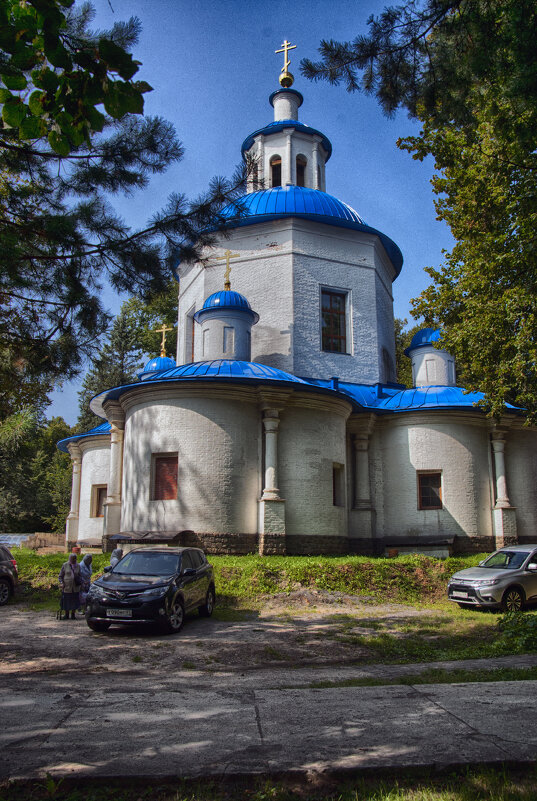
xmin=241 ymin=119 xmax=332 ymax=160
xmin=57 ymin=421 xmax=112 ymax=453
xmin=138 ymin=355 xmax=176 ymax=381
xmin=222 ymin=187 xmax=404 ymax=276
xmin=404 ymin=327 xmax=442 ymax=356
xmin=193 ymin=290 xmax=259 ymax=323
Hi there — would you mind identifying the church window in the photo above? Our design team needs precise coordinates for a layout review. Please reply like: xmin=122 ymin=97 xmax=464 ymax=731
xmin=425 ymin=359 xmax=437 ymax=383
xmin=152 ymin=455 xmax=178 ymax=501
xmin=270 ymin=156 xmax=282 ymax=187
xmin=185 ymin=305 xmax=196 ymax=364
xmin=202 ymin=328 xmax=208 ymax=357
xmin=418 ymin=472 xmax=442 ymax=510
xmin=321 ymin=289 xmax=347 ymax=353
xmin=296 ymin=155 xmax=307 ymax=187
xmin=332 ymin=463 xmax=345 ymax=506
xmin=91 ymin=485 xmax=107 ymax=518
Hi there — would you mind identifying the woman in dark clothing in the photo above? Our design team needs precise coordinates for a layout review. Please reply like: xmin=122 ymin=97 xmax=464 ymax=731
xmin=58 ymin=553 xmax=81 ymax=620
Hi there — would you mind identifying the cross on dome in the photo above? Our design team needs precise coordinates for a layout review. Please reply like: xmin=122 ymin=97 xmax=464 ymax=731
xmin=216 ymin=249 xmax=240 ymax=290
xmin=275 ymin=39 xmax=296 ymax=87
xmin=154 ymin=323 xmax=172 ymax=357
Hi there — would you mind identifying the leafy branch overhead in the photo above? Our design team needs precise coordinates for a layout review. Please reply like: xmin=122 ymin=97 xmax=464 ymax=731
xmin=0 ymin=0 xmax=247 ymax=415
xmin=303 ymin=0 xmax=537 ymax=422
xmin=0 ymin=0 xmax=152 ymax=154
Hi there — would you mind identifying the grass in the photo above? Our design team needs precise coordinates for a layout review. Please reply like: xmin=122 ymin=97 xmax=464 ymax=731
xmin=13 ymin=548 xmax=486 ymax=607
xmin=2 ymin=766 xmax=537 ymax=801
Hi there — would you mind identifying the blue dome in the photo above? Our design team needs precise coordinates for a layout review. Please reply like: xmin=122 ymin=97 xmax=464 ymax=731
xmin=57 ymin=421 xmax=111 ymax=453
xmin=404 ymin=328 xmax=442 ymax=356
xmin=138 ymin=355 xmax=176 ymax=381
xmin=221 ymin=187 xmax=403 ymax=276
xmin=241 ymin=120 xmax=331 ymax=160
xmin=194 ymin=290 xmax=259 ymax=323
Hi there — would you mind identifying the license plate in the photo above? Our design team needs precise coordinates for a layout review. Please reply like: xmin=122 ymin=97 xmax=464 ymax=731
xmin=106 ymin=608 xmax=132 ymax=618
xmin=452 ymin=591 xmax=468 ymax=599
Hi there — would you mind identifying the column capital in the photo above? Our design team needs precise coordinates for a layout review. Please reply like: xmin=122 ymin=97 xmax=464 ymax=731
xmin=103 ymin=400 xmax=125 ymax=429
xmin=263 ymin=417 xmax=280 ymax=434
xmin=347 ymin=413 xmax=376 ymax=437
xmin=67 ymin=442 xmax=81 ymax=463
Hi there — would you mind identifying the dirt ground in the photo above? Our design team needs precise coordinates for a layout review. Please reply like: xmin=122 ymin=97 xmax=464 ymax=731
xmin=0 ymin=590 xmax=434 ymax=677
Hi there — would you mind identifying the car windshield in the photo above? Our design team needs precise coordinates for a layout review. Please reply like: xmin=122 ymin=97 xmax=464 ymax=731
xmin=481 ymin=551 xmax=530 ymax=570
xmin=113 ymin=552 xmax=180 ymax=576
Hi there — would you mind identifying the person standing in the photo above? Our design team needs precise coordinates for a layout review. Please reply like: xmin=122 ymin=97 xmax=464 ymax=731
xmin=59 ymin=553 xmax=81 ymax=620
xmin=79 ymin=553 xmax=93 ymax=608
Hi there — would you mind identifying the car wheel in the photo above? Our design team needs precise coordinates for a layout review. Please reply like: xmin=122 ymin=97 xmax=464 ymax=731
xmin=164 ymin=598 xmax=184 ymax=633
xmin=198 ymin=586 xmax=215 ymax=617
xmin=87 ymin=620 xmax=111 ymax=632
xmin=502 ymin=587 xmax=525 ymax=612
xmin=0 ymin=578 xmax=11 ymax=606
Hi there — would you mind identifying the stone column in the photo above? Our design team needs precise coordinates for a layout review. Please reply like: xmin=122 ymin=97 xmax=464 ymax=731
xmin=285 ymin=130 xmax=293 ymax=185
xmin=353 ymin=434 xmax=372 ymax=509
xmin=103 ymin=402 xmax=125 ymax=544
xmin=312 ymin=137 xmax=320 ymax=190
xmin=65 ymin=443 xmax=82 ymax=548
xmin=491 ymin=431 xmax=517 ymax=547
xmin=257 ymin=392 xmax=289 ymax=555
xmin=262 ymin=412 xmax=281 ymax=501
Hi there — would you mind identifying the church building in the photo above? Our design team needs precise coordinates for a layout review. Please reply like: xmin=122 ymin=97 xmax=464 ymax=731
xmin=58 ymin=47 xmax=537 ymax=556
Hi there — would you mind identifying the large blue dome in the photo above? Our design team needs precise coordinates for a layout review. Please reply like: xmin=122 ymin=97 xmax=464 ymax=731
xmin=221 ymin=186 xmax=403 ymax=276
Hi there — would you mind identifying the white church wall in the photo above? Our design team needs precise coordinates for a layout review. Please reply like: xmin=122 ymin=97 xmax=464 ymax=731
xmin=372 ymin=415 xmax=493 ymax=544
xmin=78 ymin=438 xmax=110 ymax=544
xmin=505 ymin=427 xmax=537 ymax=542
xmin=292 ymin=220 xmax=395 ymax=383
xmin=120 ymin=389 xmax=260 ymax=536
xmin=279 ymin=399 xmax=350 ymax=550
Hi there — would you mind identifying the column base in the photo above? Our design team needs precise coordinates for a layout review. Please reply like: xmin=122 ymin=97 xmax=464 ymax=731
xmin=493 ymin=506 xmax=518 ymax=548
xmin=65 ymin=515 xmax=79 ymax=546
xmin=103 ymin=501 xmax=122 ymax=537
xmin=258 ymin=498 xmax=286 ymax=555
xmin=349 ymin=507 xmax=375 ymax=540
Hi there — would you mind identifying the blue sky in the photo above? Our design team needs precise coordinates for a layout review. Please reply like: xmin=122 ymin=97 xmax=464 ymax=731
xmin=47 ymin=0 xmax=454 ymax=424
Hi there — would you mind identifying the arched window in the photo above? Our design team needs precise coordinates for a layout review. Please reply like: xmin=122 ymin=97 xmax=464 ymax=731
xmin=296 ymin=155 xmax=307 ymax=187
xmin=270 ymin=156 xmax=281 ymax=188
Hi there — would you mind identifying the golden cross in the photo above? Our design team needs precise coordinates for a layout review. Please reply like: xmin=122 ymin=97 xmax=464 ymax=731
xmin=275 ymin=39 xmax=296 ymax=74
xmin=216 ymin=249 xmax=240 ymax=291
xmin=155 ymin=323 xmax=173 ymax=357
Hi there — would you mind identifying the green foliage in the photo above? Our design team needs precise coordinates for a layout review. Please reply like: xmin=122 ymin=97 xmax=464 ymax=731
xmin=303 ymin=0 xmax=537 ymax=420
xmin=0 ymin=414 xmax=73 ymax=532
xmin=394 ymin=318 xmax=423 ymax=387
xmin=0 ymin=0 xmax=246 ymax=413
xmin=497 ymin=611 xmax=537 ymax=653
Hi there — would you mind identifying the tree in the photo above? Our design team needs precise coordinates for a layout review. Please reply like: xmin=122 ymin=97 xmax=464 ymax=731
xmin=302 ymin=0 xmax=537 ymax=420
xmin=0 ymin=0 xmax=245 ymax=414
xmin=394 ymin=318 xmax=422 ymax=387
xmin=0 ymin=410 xmax=73 ymax=532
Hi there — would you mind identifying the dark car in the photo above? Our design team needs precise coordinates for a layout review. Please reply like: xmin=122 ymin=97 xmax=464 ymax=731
xmin=0 ymin=545 xmax=18 ymax=605
xmin=85 ymin=547 xmax=215 ymax=633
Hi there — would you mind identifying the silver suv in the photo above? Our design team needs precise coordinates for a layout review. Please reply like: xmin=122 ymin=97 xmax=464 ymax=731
xmin=447 ymin=545 xmax=537 ymax=611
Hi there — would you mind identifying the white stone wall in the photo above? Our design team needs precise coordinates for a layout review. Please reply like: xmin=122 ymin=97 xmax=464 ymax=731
xmin=371 ymin=415 xmax=494 ymax=541
xmin=279 ymin=401 xmax=349 ymax=536
xmin=120 ymin=389 xmax=260 ymax=534
xmin=505 ymin=427 xmax=537 ymax=541
xmin=77 ymin=438 xmax=110 ymax=544
xmin=177 ymin=220 xmax=397 ymax=385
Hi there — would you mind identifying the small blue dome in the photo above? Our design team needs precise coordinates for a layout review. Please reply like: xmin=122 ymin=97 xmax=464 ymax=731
xmin=138 ymin=355 xmax=176 ymax=381
xmin=194 ymin=291 xmax=260 ymax=323
xmin=404 ymin=328 xmax=442 ymax=356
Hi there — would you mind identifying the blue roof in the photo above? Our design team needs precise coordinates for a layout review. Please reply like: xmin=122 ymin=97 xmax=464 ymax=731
xmin=138 ymin=355 xmax=177 ymax=381
xmin=57 ymin=421 xmax=111 ymax=453
xmin=222 ymin=187 xmax=403 ymax=277
xmin=241 ymin=120 xmax=332 ymax=160
xmin=193 ymin=290 xmax=259 ymax=323
xmin=404 ymin=328 xmax=442 ymax=356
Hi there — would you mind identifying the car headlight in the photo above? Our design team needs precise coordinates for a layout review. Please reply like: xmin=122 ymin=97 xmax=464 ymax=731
xmin=471 ymin=579 xmax=500 ymax=586
xmin=138 ymin=586 xmax=169 ymax=598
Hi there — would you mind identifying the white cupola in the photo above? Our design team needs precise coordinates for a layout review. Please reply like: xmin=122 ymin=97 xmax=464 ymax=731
xmin=193 ymin=289 xmax=259 ymax=362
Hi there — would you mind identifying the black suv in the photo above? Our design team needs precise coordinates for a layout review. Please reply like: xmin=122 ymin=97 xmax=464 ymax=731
xmin=0 ymin=545 xmax=18 ymax=605
xmin=85 ymin=547 xmax=215 ymax=633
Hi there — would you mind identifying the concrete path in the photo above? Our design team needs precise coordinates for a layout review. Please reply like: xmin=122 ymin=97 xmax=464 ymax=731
xmin=2 ymin=657 xmax=537 ymax=780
